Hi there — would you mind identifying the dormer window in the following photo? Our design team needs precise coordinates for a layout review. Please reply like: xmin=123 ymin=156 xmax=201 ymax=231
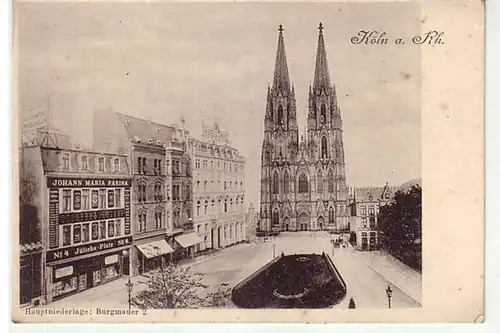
xmin=62 ymin=153 xmax=70 ymax=170
xmin=81 ymin=156 xmax=88 ymax=171
xmin=113 ymin=158 xmax=120 ymax=172
xmin=98 ymin=157 xmax=105 ymax=172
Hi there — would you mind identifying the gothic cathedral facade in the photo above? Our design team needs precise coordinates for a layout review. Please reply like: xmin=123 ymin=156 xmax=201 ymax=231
xmin=260 ymin=24 xmax=350 ymax=232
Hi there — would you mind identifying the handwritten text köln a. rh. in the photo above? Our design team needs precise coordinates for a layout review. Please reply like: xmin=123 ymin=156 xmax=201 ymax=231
xmin=351 ymin=30 xmax=444 ymax=45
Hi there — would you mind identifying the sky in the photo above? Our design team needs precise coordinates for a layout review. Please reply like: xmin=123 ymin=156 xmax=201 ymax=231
xmin=17 ymin=2 xmax=421 ymax=209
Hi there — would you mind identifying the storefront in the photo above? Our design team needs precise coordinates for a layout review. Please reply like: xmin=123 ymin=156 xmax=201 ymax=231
xmin=134 ymin=238 xmax=174 ymax=275
xmin=174 ymin=232 xmax=204 ymax=261
xmin=45 ymin=236 xmax=132 ymax=303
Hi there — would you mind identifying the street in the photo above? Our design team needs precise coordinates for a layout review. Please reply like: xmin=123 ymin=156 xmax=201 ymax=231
xmin=41 ymin=232 xmax=421 ymax=309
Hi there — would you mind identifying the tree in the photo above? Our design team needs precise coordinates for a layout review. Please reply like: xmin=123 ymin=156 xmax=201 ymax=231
xmin=131 ymin=256 xmax=234 ymax=309
xmin=131 ymin=258 xmax=208 ymax=309
xmin=377 ymin=185 xmax=422 ymax=271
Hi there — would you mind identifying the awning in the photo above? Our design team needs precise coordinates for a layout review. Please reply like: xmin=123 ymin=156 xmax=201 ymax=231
xmin=136 ymin=240 xmax=174 ymax=259
xmin=174 ymin=233 xmax=204 ymax=248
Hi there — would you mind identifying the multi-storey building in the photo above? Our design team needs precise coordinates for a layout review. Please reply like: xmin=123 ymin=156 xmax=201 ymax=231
xmin=94 ymin=110 xmax=201 ymax=274
xmin=348 ymin=183 xmax=394 ymax=251
xmin=260 ymin=23 xmax=349 ymax=233
xmin=188 ymin=121 xmax=246 ymax=253
xmin=20 ymin=145 xmax=132 ymax=304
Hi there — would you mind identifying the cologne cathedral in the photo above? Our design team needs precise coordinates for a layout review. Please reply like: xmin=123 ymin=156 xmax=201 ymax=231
xmin=260 ymin=23 xmax=349 ymax=232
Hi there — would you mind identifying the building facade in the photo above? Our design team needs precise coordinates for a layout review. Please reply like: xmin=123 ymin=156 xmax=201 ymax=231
xmin=20 ymin=146 xmax=132 ymax=305
xmin=189 ymin=122 xmax=247 ymax=254
xmin=260 ymin=24 xmax=349 ymax=233
xmin=94 ymin=110 xmax=202 ymax=274
xmin=348 ymin=183 xmax=394 ymax=251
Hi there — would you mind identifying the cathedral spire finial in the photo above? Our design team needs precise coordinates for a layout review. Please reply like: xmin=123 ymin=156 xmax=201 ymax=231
xmin=272 ymin=24 xmax=291 ymax=92
xmin=313 ymin=22 xmax=331 ymax=91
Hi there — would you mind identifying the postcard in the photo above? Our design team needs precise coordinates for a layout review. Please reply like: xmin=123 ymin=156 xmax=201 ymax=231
xmin=11 ymin=0 xmax=484 ymax=324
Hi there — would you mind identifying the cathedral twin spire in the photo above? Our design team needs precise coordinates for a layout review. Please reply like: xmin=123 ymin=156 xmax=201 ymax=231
xmin=313 ymin=22 xmax=332 ymax=92
xmin=272 ymin=24 xmax=291 ymax=93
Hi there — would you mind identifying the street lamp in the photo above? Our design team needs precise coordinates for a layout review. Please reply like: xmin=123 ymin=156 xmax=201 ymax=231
xmin=125 ymin=277 xmax=133 ymax=310
xmin=122 ymin=250 xmax=134 ymax=310
xmin=121 ymin=249 xmax=128 ymax=276
xmin=385 ymin=285 xmax=393 ymax=309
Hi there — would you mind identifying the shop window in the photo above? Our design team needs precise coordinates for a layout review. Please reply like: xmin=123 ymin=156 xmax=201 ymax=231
xmin=115 ymin=189 xmax=121 ymax=208
xmin=62 ymin=226 xmax=71 ymax=246
xmin=99 ymin=189 xmax=106 ymax=209
xmin=82 ymin=190 xmax=90 ymax=210
xmin=99 ymin=221 xmax=106 ymax=239
xmin=91 ymin=222 xmax=99 ymax=240
xmin=73 ymin=225 xmax=81 ymax=244
xmin=108 ymin=220 xmax=115 ymax=237
xmin=108 ymin=190 xmax=115 ymax=208
xmin=73 ymin=190 xmax=81 ymax=211
xmin=63 ymin=190 xmax=71 ymax=212
xmin=82 ymin=223 xmax=90 ymax=242
xmin=91 ymin=190 xmax=99 ymax=209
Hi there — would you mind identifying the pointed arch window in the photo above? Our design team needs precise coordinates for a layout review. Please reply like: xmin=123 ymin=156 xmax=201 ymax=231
xmin=272 ymin=172 xmax=279 ymax=194
xmin=328 ymin=169 xmax=335 ymax=193
xmin=204 ymin=200 xmax=208 ymax=214
xmin=317 ymin=170 xmax=323 ymax=193
xmin=321 ymin=104 xmax=327 ymax=125
xmin=283 ymin=171 xmax=290 ymax=195
xmin=277 ymin=105 xmax=284 ymax=125
xmin=321 ymin=137 xmax=328 ymax=159
xmin=272 ymin=209 xmax=280 ymax=225
xmin=196 ymin=201 xmax=201 ymax=216
xmin=328 ymin=207 xmax=335 ymax=224
xmin=298 ymin=174 xmax=308 ymax=193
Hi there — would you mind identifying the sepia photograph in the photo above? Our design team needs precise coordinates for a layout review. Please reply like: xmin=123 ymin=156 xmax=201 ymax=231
xmin=12 ymin=0 xmax=483 ymax=324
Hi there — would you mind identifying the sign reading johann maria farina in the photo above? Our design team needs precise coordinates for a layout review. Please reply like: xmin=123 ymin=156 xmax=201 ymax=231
xmin=47 ymin=177 xmax=132 ymax=188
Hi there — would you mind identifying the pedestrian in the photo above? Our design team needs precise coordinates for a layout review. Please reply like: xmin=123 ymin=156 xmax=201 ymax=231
xmin=348 ymin=297 xmax=356 ymax=309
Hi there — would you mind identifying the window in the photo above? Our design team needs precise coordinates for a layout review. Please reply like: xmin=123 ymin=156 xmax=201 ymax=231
xmin=115 ymin=220 xmax=122 ymax=237
xmin=360 ymin=205 xmax=367 ymax=216
xmin=283 ymin=172 xmax=289 ymax=194
xmin=321 ymin=104 xmax=327 ymax=124
xmin=114 ymin=158 xmax=120 ymax=172
xmin=107 ymin=190 xmax=115 ymax=208
xmin=321 ymin=137 xmax=328 ymax=159
xmin=154 ymin=183 xmax=163 ymax=201
xmin=211 ymin=200 xmax=215 ymax=212
xmin=224 ymin=226 xmax=227 ymax=239
xmin=155 ymin=211 xmax=163 ymax=229
xmin=204 ymin=181 xmax=207 ymax=192
xmin=317 ymin=171 xmax=323 ymax=193
xmin=272 ymin=210 xmax=279 ymax=225
xmin=137 ymin=157 xmax=143 ymax=174
xmin=108 ymin=220 xmax=115 ymax=237
xmin=99 ymin=189 xmax=106 ymax=209
xmin=82 ymin=189 xmax=90 ymax=210
xmin=368 ymin=205 xmax=375 ymax=215
xmin=277 ymin=105 xmax=284 ymax=125
xmin=73 ymin=225 xmax=81 ymax=244
xmin=91 ymin=190 xmax=99 ymax=209
xmin=172 ymin=185 xmax=180 ymax=201
xmin=99 ymin=221 xmax=106 ymax=239
xmin=73 ymin=190 xmax=82 ymax=211
xmin=98 ymin=157 xmax=105 ymax=171
xmin=91 ymin=222 xmax=99 ymax=240
xmin=81 ymin=156 xmax=88 ymax=171
xmin=224 ymin=199 xmax=228 ymax=213
xmin=204 ymin=200 xmax=208 ymax=214
xmin=172 ymin=160 xmax=180 ymax=175
xmin=62 ymin=153 xmax=70 ymax=169
xmin=82 ymin=223 xmax=89 ymax=242
xmin=115 ymin=189 xmax=121 ymax=208
xmin=328 ymin=170 xmax=335 ymax=193
xmin=224 ymin=181 xmax=227 ymax=191
xmin=328 ymin=207 xmax=334 ymax=224
xmin=272 ymin=172 xmax=279 ymax=194
xmin=197 ymin=225 xmax=201 ymax=235
xmin=63 ymin=226 xmax=71 ymax=246
xmin=138 ymin=183 xmax=146 ymax=202
xmin=138 ymin=212 xmax=147 ymax=232
xmin=63 ymin=190 xmax=71 ymax=212
xmin=230 ymin=198 xmax=233 ymax=211
xmin=298 ymin=174 xmax=308 ymax=193
xmin=361 ymin=217 xmax=368 ymax=228
xmin=196 ymin=201 xmax=201 ymax=216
